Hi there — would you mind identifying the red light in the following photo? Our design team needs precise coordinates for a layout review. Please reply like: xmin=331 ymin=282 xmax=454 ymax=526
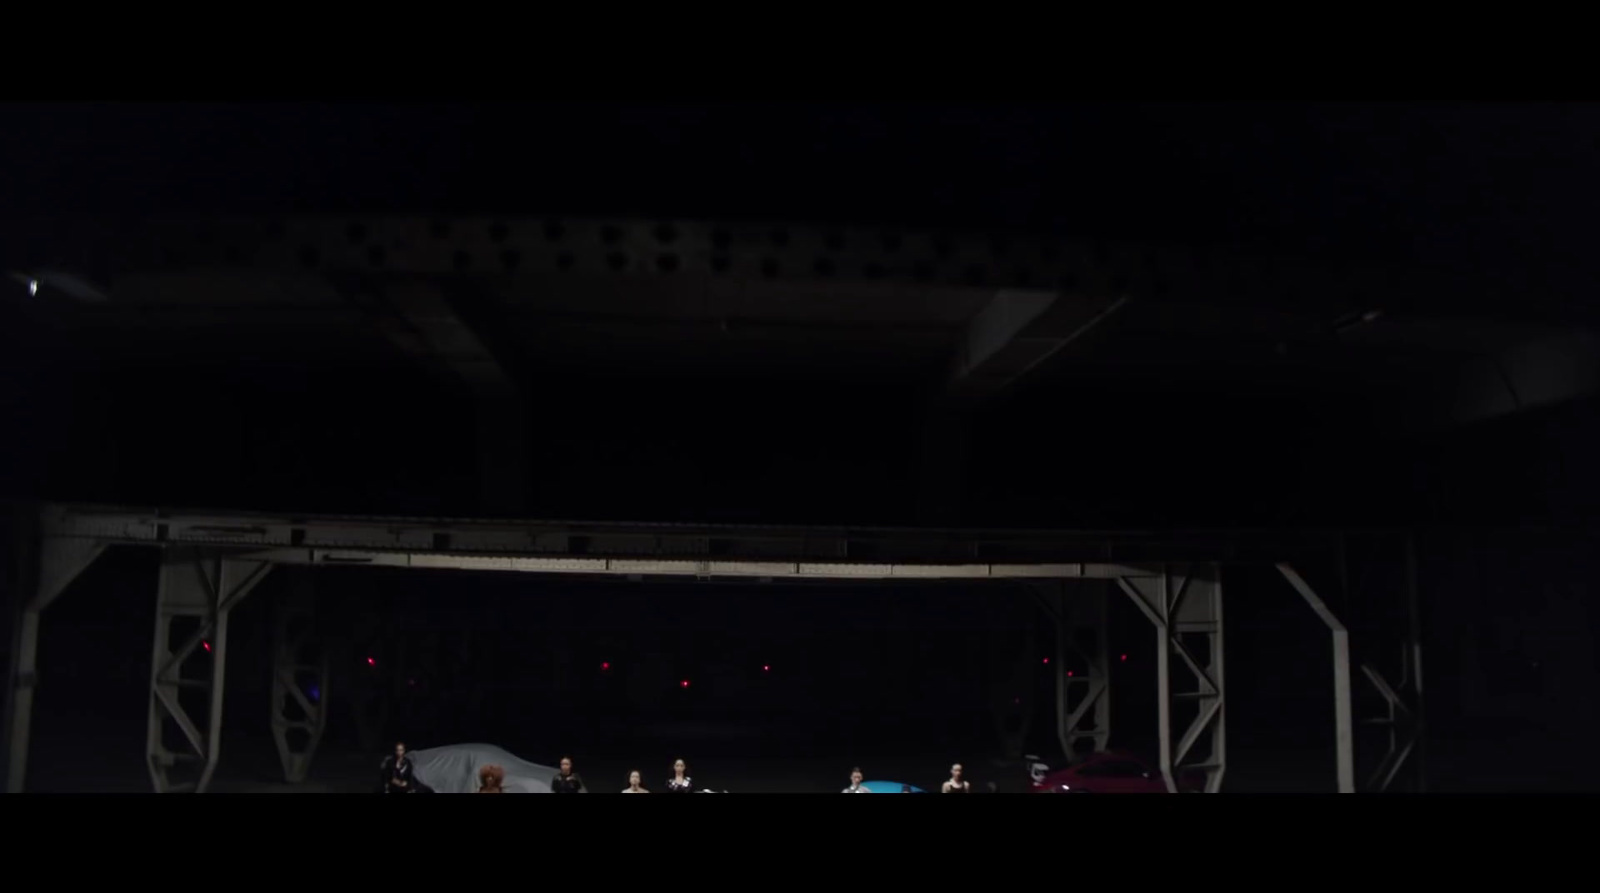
xmin=201 ymin=641 xmax=211 ymax=652
xmin=762 ymin=664 xmax=770 ymax=672
xmin=1067 ymin=670 xmax=1074 ymax=677
xmin=1120 ymin=654 xmax=1128 ymax=662
xmin=601 ymin=662 xmax=610 ymax=670
xmin=1042 ymin=657 xmax=1049 ymax=665
xmin=366 ymin=657 xmax=375 ymax=666
xmin=680 ymin=680 xmax=690 ymax=688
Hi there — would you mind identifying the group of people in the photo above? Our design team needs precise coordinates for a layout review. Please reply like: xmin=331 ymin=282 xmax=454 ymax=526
xmin=379 ymin=741 xmax=975 ymax=793
xmin=552 ymin=757 xmax=698 ymax=794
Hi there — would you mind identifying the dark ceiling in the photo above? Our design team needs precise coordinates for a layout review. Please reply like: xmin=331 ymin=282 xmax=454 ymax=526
xmin=1 ymin=102 xmax=1596 ymax=528
xmin=6 ymin=102 xmax=1598 ymax=281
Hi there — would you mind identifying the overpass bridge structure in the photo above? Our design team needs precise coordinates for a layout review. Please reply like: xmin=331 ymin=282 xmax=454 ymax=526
xmin=5 ymin=502 xmax=1422 ymax=795
xmin=1 ymin=211 xmax=1526 ymax=795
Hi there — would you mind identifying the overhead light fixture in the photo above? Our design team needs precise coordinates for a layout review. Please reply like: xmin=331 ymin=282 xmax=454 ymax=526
xmin=7 ymin=270 xmax=108 ymax=302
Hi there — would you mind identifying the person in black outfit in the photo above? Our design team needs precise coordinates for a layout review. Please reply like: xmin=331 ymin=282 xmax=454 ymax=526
xmin=665 ymin=758 xmax=693 ymax=793
xmin=550 ymin=756 xmax=586 ymax=793
xmin=380 ymin=741 xmax=417 ymax=793
xmin=941 ymin=763 xmax=971 ymax=793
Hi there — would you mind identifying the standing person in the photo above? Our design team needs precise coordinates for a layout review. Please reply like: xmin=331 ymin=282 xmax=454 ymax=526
xmin=380 ymin=741 xmax=417 ymax=793
xmin=842 ymin=767 xmax=872 ymax=793
xmin=478 ymin=764 xmax=505 ymax=793
xmin=941 ymin=763 xmax=971 ymax=793
xmin=551 ymin=756 xmax=586 ymax=793
xmin=665 ymin=758 xmax=693 ymax=793
xmin=622 ymin=770 xmax=649 ymax=793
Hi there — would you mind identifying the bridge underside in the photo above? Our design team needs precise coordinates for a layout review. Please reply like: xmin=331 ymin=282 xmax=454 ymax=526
xmin=5 ymin=503 xmax=1421 ymax=794
xmin=5 ymin=214 xmax=1595 ymax=533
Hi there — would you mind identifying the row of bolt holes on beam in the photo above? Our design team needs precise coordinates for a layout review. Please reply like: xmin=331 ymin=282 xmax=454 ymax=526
xmin=166 ymin=221 xmax=1139 ymax=289
xmin=345 ymin=220 xmax=1061 ymax=261
xmin=296 ymin=244 xmax=1121 ymax=290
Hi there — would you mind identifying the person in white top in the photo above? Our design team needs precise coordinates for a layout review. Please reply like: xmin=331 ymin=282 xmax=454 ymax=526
xmin=842 ymin=767 xmax=872 ymax=793
xmin=941 ymin=763 xmax=971 ymax=793
xmin=622 ymin=770 xmax=648 ymax=793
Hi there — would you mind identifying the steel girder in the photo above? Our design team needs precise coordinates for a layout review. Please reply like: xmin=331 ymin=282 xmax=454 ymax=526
xmin=4 ymin=536 xmax=106 ymax=793
xmin=1116 ymin=565 xmax=1226 ymax=793
xmin=270 ymin=568 xmax=329 ymax=784
xmin=38 ymin=502 xmax=1328 ymax=565
xmin=145 ymin=547 xmax=272 ymax=793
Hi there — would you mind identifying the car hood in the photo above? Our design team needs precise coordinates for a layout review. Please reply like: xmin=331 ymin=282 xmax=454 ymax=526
xmin=408 ymin=743 xmax=559 ymax=793
xmin=858 ymin=781 xmax=926 ymax=793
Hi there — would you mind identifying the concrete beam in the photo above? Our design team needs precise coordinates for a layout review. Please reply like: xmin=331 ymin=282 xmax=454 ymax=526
xmin=947 ymin=289 xmax=1129 ymax=402
xmin=1447 ymin=329 xmax=1600 ymax=425
xmin=376 ymin=281 xmax=514 ymax=391
xmin=11 ymin=215 xmax=1600 ymax=329
xmin=1371 ymin=327 xmax=1600 ymax=436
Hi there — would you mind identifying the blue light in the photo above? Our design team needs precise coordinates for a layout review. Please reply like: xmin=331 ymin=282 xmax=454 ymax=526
xmin=308 ymin=685 xmax=321 ymax=702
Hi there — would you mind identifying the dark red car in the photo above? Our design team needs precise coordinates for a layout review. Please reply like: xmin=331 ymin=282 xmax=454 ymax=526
xmin=1031 ymin=752 xmax=1204 ymax=793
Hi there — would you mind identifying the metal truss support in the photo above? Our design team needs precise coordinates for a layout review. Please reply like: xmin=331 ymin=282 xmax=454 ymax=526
xmin=1115 ymin=565 xmax=1225 ymax=793
xmin=5 ymin=535 xmax=107 ymax=793
xmin=1360 ymin=657 xmax=1420 ymax=792
xmin=1030 ymin=581 xmax=1111 ymax=758
xmin=1342 ymin=532 xmax=1425 ymax=792
xmin=1277 ymin=563 xmax=1355 ymax=793
xmin=146 ymin=548 xmax=272 ymax=793
xmin=271 ymin=567 xmax=329 ymax=784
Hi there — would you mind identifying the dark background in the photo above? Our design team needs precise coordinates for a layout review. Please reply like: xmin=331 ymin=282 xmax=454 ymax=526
xmin=3 ymin=102 xmax=1598 ymax=792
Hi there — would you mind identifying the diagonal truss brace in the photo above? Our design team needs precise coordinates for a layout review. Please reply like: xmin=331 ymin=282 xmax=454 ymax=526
xmin=1030 ymin=581 xmax=1112 ymax=757
xmin=1115 ymin=565 xmax=1226 ymax=793
xmin=1359 ymin=643 xmax=1422 ymax=792
xmin=146 ymin=548 xmax=272 ymax=793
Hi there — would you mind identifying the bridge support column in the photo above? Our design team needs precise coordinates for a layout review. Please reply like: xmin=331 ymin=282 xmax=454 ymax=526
xmin=1116 ymin=565 xmax=1226 ymax=792
xmin=271 ymin=567 xmax=328 ymax=784
xmin=1277 ymin=563 xmax=1355 ymax=793
xmin=1321 ymin=532 xmax=1426 ymax=792
xmin=1032 ymin=580 xmax=1111 ymax=759
xmin=145 ymin=548 xmax=272 ymax=793
xmin=5 ymin=534 xmax=106 ymax=793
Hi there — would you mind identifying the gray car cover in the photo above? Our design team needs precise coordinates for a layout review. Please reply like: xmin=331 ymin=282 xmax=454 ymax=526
xmin=407 ymin=743 xmax=559 ymax=793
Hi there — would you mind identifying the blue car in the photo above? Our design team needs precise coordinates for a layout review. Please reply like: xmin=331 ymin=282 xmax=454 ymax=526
xmin=858 ymin=781 xmax=926 ymax=793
